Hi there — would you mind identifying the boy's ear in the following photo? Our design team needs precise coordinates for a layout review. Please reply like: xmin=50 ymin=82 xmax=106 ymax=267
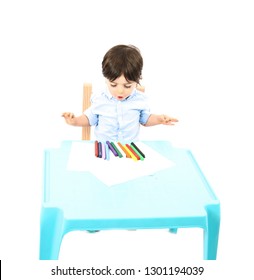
xmin=136 ymin=84 xmax=145 ymax=92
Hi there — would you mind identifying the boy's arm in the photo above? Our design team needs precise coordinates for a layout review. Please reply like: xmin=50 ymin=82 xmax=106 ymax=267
xmin=144 ymin=114 xmax=178 ymax=127
xmin=62 ymin=112 xmax=90 ymax=127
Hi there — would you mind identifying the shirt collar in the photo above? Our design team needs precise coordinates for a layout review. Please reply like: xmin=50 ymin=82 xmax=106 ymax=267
xmin=126 ymin=88 xmax=137 ymax=100
xmin=105 ymin=87 xmax=114 ymax=100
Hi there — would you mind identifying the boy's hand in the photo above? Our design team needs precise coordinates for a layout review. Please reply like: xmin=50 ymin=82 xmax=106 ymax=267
xmin=144 ymin=114 xmax=179 ymax=126
xmin=62 ymin=112 xmax=76 ymax=125
xmin=161 ymin=115 xmax=179 ymax=125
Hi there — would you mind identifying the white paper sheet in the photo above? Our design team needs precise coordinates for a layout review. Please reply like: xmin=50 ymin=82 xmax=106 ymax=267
xmin=67 ymin=142 xmax=175 ymax=186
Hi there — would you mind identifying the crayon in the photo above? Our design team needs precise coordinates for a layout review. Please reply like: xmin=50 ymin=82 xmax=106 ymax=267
xmin=95 ymin=140 xmax=99 ymax=157
xmin=111 ymin=142 xmax=123 ymax=158
xmin=117 ymin=142 xmax=131 ymax=158
xmin=105 ymin=142 xmax=110 ymax=160
xmin=125 ymin=144 xmax=139 ymax=161
xmin=126 ymin=144 xmax=140 ymax=160
xmin=101 ymin=142 xmax=106 ymax=159
xmin=130 ymin=143 xmax=144 ymax=161
xmin=98 ymin=142 xmax=102 ymax=158
xmin=106 ymin=141 xmax=118 ymax=157
xmin=131 ymin=142 xmax=145 ymax=158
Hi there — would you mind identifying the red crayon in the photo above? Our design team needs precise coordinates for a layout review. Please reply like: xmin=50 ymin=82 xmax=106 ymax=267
xmin=95 ymin=141 xmax=99 ymax=157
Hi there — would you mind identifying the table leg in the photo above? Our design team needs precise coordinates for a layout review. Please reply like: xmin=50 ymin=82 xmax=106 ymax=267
xmin=169 ymin=228 xmax=178 ymax=234
xmin=39 ymin=207 xmax=64 ymax=260
xmin=203 ymin=203 xmax=220 ymax=260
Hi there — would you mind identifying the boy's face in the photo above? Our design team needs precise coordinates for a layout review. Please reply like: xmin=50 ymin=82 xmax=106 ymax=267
xmin=106 ymin=75 xmax=137 ymax=100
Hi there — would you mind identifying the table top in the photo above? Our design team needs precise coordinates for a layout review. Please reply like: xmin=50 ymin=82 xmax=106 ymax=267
xmin=42 ymin=141 xmax=219 ymax=224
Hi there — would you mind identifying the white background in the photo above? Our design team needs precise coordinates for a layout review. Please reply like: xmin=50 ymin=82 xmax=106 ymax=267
xmin=0 ymin=0 xmax=254 ymax=278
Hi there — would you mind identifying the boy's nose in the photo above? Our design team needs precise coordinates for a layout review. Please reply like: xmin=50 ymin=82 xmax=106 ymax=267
xmin=117 ymin=86 xmax=124 ymax=94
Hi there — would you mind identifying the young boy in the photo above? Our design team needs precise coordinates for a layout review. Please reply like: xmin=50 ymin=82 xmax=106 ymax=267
xmin=62 ymin=44 xmax=178 ymax=142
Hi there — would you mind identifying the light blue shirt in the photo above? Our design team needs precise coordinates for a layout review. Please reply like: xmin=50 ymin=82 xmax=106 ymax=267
xmin=84 ymin=88 xmax=151 ymax=142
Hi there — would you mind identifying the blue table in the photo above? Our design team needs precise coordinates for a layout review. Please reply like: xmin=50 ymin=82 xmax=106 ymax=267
xmin=39 ymin=141 xmax=220 ymax=260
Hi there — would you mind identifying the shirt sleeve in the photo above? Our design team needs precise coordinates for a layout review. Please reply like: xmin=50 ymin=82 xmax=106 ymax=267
xmin=139 ymin=95 xmax=151 ymax=124
xmin=139 ymin=110 xmax=151 ymax=125
xmin=84 ymin=107 xmax=98 ymax=126
xmin=83 ymin=94 xmax=99 ymax=126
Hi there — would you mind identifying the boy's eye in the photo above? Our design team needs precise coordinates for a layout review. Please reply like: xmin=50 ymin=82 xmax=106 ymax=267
xmin=110 ymin=83 xmax=132 ymax=88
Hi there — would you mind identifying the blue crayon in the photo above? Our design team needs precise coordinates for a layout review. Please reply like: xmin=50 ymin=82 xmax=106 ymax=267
xmin=101 ymin=142 xmax=106 ymax=159
xmin=106 ymin=141 xmax=118 ymax=157
xmin=105 ymin=142 xmax=110 ymax=160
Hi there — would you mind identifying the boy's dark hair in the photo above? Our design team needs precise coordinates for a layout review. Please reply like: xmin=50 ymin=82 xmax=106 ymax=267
xmin=102 ymin=45 xmax=143 ymax=83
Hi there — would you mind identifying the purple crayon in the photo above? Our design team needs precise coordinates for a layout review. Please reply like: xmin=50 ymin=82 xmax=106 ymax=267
xmin=98 ymin=142 xmax=102 ymax=158
xmin=106 ymin=141 xmax=118 ymax=157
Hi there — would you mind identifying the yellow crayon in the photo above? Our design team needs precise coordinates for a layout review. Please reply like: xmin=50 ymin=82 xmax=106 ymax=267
xmin=125 ymin=144 xmax=138 ymax=162
xmin=117 ymin=142 xmax=131 ymax=158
